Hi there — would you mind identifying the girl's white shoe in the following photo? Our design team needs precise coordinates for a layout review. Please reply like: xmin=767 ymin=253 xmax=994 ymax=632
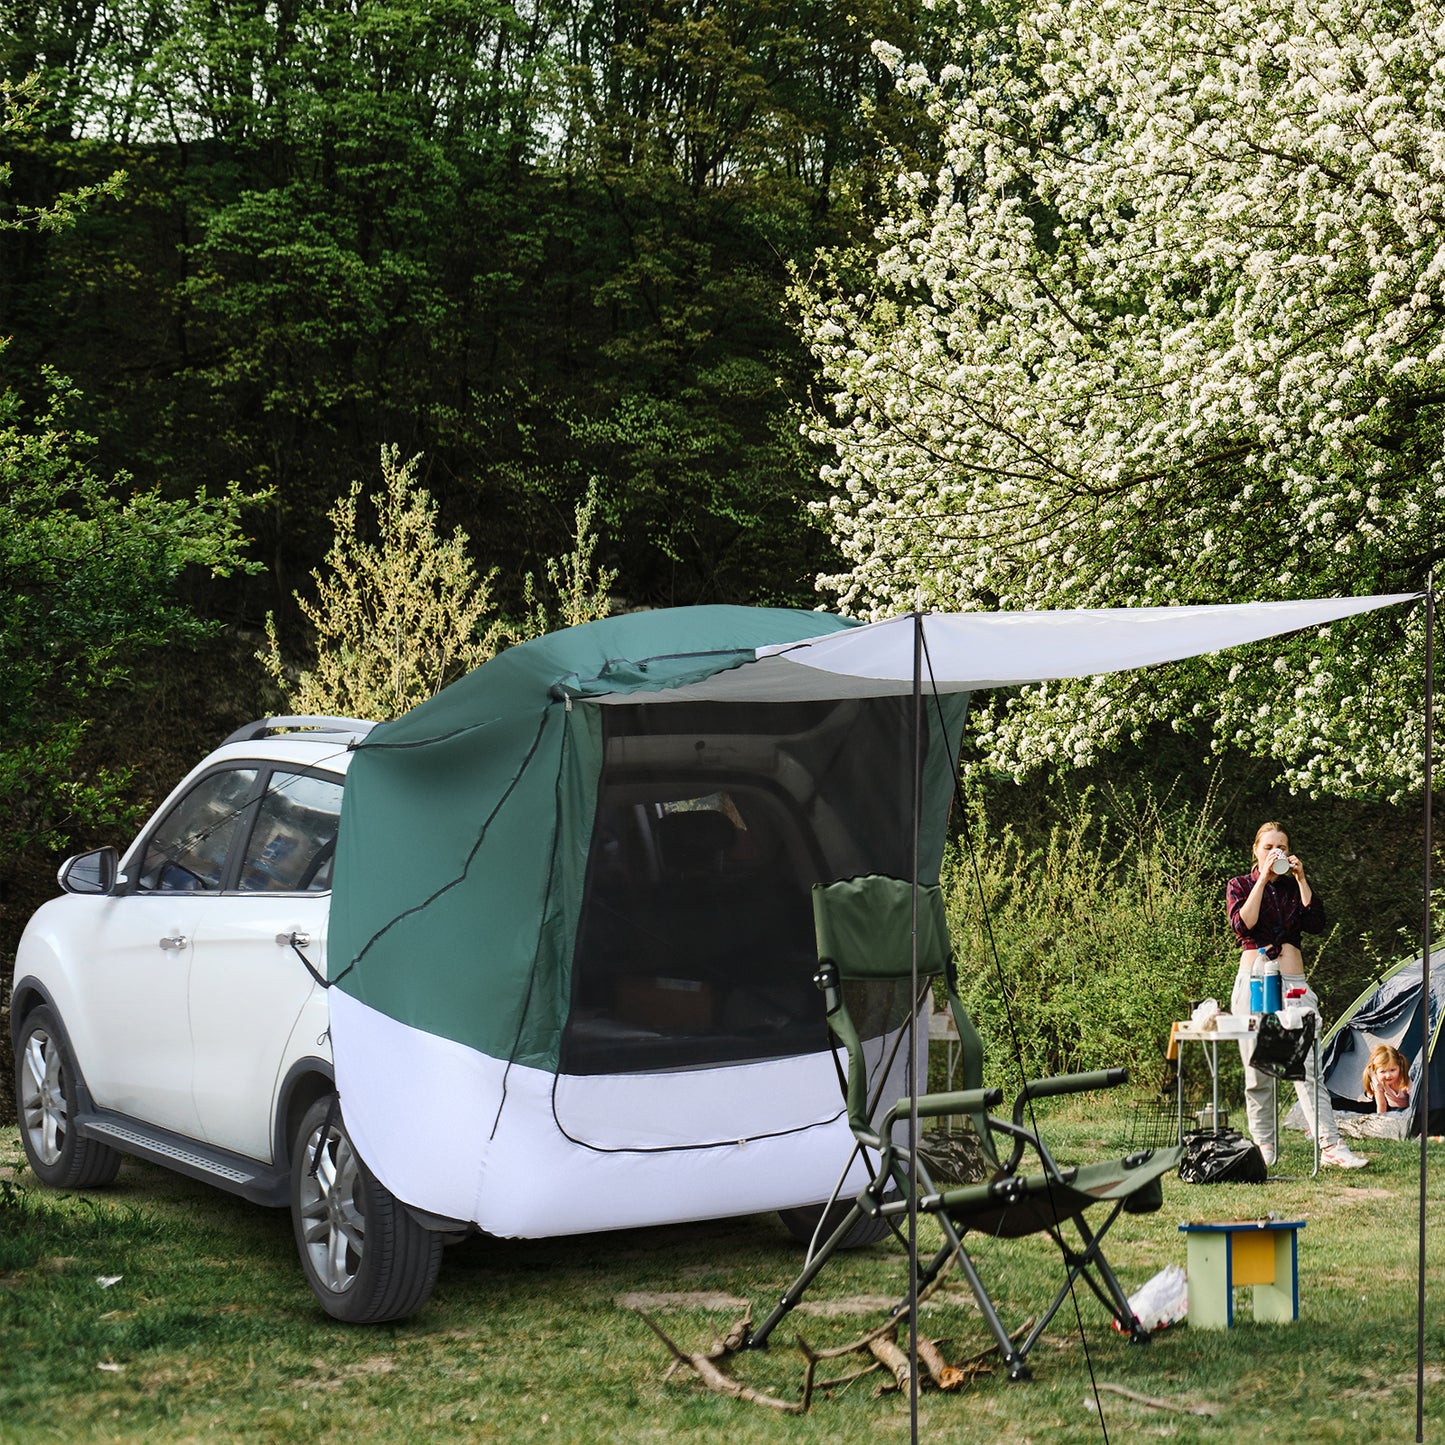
xmin=1321 ymin=1142 xmax=1369 ymax=1169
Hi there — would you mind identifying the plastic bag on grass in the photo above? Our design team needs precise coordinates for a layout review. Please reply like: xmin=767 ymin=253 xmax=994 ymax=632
xmin=1178 ymin=1128 xmax=1267 ymax=1184
xmin=1112 ymin=1263 xmax=1189 ymax=1333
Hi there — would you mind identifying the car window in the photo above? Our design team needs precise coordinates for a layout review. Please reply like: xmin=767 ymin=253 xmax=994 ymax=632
xmin=137 ymin=768 xmax=261 ymax=892
xmin=237 ymin=771 xmax=345 ymax=893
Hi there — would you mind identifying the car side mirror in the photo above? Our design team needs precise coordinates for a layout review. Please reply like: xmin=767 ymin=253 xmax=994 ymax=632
xmin=57 ymin=846 xmax=120 ymax=895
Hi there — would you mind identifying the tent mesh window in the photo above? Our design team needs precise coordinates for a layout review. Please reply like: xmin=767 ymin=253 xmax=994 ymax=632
xmin=560 ymin=697 xmax=947 ymax=1074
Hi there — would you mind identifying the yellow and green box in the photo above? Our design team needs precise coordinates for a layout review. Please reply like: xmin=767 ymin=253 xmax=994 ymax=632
xmin=1178 ymin=1219 xmax=1304 ymax=1329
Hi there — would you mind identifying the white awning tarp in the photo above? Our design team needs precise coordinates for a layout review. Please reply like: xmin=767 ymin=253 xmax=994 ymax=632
xmin=761 ymin=594 xmax=1419 ymax=689
xmin=622 ymin=594 xmax=1418 ymax=704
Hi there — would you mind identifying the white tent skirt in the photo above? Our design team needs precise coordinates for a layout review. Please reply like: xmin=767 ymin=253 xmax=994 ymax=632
xmin=331 ymin=989 xmax=916 ymax=1237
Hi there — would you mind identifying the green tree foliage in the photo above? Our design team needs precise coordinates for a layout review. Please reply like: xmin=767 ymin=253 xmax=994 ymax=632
xmin=0 ymin=76 xmax=123 ymax=230
xmin=799 ymin=0 xmax=1439 ymax=798
xmin=0 ymin=0 xmax=952 ymax=614
xmin=949 ymin=750 xmax=1438 ymax=1093
xmin=520 ymin=477 xmax=618 ymax=636
xmin=946 ymin=784 xmax=1236 ymax=1085
xmin=545 ymin=0 xmax=951 ymax=603
xmin=0 ymin=83 xmax=253 ymax=857
xmin=0 ymin=371 xmax=255 ymax=852
xmin=259 ymin=446 xmax=511 ymax=721
xmin=260 ymin=451 xmax=614 ymax=720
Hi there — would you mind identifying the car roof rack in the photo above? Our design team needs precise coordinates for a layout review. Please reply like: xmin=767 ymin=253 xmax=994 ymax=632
xmin=220 ymin=716 xmax=377 ymax=746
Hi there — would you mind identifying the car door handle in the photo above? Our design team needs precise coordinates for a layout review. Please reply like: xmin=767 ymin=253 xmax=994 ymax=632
xmin=277 ymin=931 xmax=311 ymax=949
xmin=158 ymin=934 xmax=189 ymax=951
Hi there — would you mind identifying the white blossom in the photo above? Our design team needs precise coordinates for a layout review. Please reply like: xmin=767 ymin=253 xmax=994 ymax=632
xmin=799 ymin=0 xmax=1440 ymax=798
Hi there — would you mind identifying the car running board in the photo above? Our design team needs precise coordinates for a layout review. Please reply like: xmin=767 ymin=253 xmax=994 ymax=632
xmin=75 ymin=1111 xmax=290 ymax=1208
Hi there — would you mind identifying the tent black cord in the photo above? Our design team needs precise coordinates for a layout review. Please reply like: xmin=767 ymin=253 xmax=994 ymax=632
xmin=285 ymin=937 xmax=331 ymax=990
xmin=337 ymin=709 xmax=554 ymax=982
xmin=493 ymin=707 xmax=575 ymax=1142
xmin=309 ymin=1093 xmax=340 ymax=1180
xmin=921 ymin=631 xmax=1112 ymax=1445
xmin=129 ymin=742 xmax=359 ymax=896
xmin=104 ymin=742 xmax=364 ymax=989
xmin=351 ymin=717 xmax=504 ymax=749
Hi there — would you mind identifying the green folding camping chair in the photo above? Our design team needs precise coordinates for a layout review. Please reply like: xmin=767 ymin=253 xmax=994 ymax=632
xmin=745 ymin=874 xmax=1184 ymax=1380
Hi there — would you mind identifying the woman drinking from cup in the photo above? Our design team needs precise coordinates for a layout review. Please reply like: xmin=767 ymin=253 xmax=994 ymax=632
xmin=1226 ymin=822 xmax=1368 ymax=1170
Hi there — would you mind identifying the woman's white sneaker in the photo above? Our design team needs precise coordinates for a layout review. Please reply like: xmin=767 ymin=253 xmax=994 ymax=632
xmin=1321 ymin=1142 xmax=1369 ymax=1169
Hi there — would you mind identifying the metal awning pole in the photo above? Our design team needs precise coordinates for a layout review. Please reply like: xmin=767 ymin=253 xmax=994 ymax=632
xmin=908 ymin=609 xmax=923 ymax=1445
xmin=1418 ymin=580 xmax=1433 ymax=1445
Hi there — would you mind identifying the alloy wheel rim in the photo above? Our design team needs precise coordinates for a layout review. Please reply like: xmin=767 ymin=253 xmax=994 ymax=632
xmin=20 ymin=1028 xmax=66 ymax=1166
xmin=298 ymin=1121 xmax=366 ymax=1293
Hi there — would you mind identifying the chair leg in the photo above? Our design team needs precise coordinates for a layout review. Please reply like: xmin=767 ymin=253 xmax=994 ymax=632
xmin=1071 ymin=1216 xmax=1150 ymax=1344
xmin=939 ymin=1232 xmax=1034 ymax=1381
xmin=1015 ymin=1204 xmax=1147 ymax=1359
xmin=745 ymin=1198 xmax=878 ymax=1351
xmin=887 ymin=1212 xmax=1032 ymax=1381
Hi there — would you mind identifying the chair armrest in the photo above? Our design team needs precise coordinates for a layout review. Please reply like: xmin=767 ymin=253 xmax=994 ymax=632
xmin=909 ymin=1088 xmax=1004 ymax=1120
xmin=1011 ymin=1068 xmax=1127 ymax=1129
xmin=989 ymin=1116 xmax=1069 ymax=1181
xmin=882 ymin=1088 xmax=1002 ymax=1138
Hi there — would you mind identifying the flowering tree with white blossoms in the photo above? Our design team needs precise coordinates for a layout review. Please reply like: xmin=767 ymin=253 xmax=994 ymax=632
xmin=801 ymin=0 xmax=1441 ymax=796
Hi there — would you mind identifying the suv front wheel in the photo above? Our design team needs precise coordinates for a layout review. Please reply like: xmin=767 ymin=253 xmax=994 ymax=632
xmin=290 ymin=1096 xmax=443 ymax=1323
xmin=15 ymin=1005 xmax=122 ymax=1190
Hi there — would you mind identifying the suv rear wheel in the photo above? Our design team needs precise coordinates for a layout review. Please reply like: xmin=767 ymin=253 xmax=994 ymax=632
xmin=777 ymin=1198 xmax=893 ymax=1251
xmin=15 ymin=1005 xmax=122 ymax=1190
xmin=290 ymin=1096 xmax=442 ymax=1323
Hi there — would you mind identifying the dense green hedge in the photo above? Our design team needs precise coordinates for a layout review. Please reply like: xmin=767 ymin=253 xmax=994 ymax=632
xmin=945 ymin=744 xmax=1431 ymax=1090
xmin=944 ymin=785 xmax=1234 ymax=1088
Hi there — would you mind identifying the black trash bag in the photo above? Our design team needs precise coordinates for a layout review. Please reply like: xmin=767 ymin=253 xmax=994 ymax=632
xmin=1178 ymin=1129 xmax=1268 ymax=1184
xmin=1250 ymin=1011 xmax=1317 ymax=1081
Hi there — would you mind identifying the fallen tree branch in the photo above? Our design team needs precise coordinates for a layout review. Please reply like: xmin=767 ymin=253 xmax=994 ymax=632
xmin=798 ymin=1334 xmax=887 ymax=1406
xmin=810 ymin=1362 xmax=886 ymax=1393
xmin=960 ymin=1317 xmax=1034 ymax=1368
xmin=634 ymin=1310 xmax=804 ymax=1415
xmin=713 ymin=1315 xmax=752 ymax=1355
xmin=916 ymin=1336 xmax=967 ymax=1391
xmin=1092 ymin=1382 xmax=1221 ymax=1418
xmin=635 ymin=1258 xmax=1034 ymax=1415
xmin=867 ymin=1334 xmax=912 ymax=1394
xmin=796 ymin=1248 xmax=965 ymax=1363
xmin=864 ymin=1314 xmax=1038 ymax=1396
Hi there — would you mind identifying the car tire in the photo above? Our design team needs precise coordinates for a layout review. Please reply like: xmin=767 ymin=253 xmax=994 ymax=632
xmin=777 ymin=1197 xmax=893 ymax=1251
xmin=14 ymin=1005 xmax=122 ymax=1190
xmin=290 ymin=1096 xmax=443 ymax=1324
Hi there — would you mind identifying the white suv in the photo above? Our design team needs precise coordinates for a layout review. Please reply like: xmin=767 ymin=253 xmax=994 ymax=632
xmin=9 ymin=717 xmax=446 ymax=1323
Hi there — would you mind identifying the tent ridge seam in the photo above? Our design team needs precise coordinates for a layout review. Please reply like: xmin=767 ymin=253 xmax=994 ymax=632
xmin=550 ymin=647 xmax=759 ymax=698
xmin=352 ymin=716 xmax=505 ymax=751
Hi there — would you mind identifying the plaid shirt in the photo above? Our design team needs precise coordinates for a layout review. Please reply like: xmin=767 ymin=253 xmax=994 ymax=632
xmin=1225 ymin=869 xmax=1325 ymax=958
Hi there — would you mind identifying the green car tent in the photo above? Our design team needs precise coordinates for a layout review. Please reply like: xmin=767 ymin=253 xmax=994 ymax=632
xmin=327 ymin=596 xmax=1412 ymax=1236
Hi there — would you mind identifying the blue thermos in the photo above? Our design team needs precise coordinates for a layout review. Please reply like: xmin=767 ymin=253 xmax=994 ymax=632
xmin=1249 ymin=949 xmax=1266 ymax=1014
xmin=1263 ymin=953 xmax=1282 ymax=1013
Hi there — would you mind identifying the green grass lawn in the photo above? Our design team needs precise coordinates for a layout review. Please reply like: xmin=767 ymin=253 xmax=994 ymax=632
xmin=2 ymin=1110 xmax=1441 ymax=1444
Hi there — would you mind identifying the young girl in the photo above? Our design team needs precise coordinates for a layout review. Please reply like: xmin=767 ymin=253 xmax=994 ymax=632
xmin=1338 ymin=1043 xmax=1416 ymax=1142
xmin=1364 ymin=1044 xmax=1411 ymax=1114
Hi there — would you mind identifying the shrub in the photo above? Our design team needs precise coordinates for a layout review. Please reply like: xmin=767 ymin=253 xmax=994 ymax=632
xmin=944 ymin=781 xmax=1236 ymax=1091
xmin=259 ymin=452 xmax=615 ymax=721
